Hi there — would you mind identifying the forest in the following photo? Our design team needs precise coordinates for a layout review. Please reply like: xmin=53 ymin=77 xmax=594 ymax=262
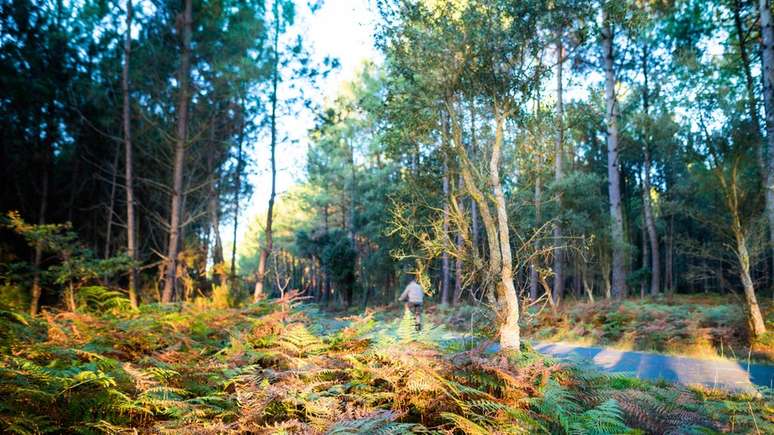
xmin=1 ymin=0 xmax=774 ymax=433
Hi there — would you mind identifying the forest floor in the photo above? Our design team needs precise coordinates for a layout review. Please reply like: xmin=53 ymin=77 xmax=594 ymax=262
xmin=368 ymin=302 xmax=774 ymax=393
xmin=421 ymin=295 xmax=774 ymax=365
xmin=1 ymin=293 xmax=773 ymax=433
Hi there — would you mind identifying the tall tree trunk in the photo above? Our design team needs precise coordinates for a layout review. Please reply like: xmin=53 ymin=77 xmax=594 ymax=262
xmin=640 ymin=213 xmax=647 ymax=299
xmin=161 ymin=0 xmax=192 ymax=303
xmin=469 ymin=103 xmax=480 ymax=256
xmin=453 ymin=169 xmax=464 ymax=304
xmin=205 ymin=126 xmax=224 ymax=272
xmin=530 ymin=172 xmax=541 ymax=301
xmin=105 ymin=142 xmax=120 ymax=259
xmin=758 ymin=0 xmax=774 ymax=289
xmin=30 ymin=150 xmax=49 ymax=316
xmin=346 ymin=137 xmax=356 ymax=307
xmin=490 ymin=107 xmax=520 ymax=350
xmin=734 ymin=0 xmax=761 ymax=138
xmin=207 ymin=153 xmax=224 ymax=268
xmin=602 ymin=15 xmax=627 ymax=299
xmin=30 ymin=103 xmax=55 ymax=315
xmin=231 ymin=102 xmax=245 ymax=281
xmin=737 ymin=237 xmax=767 ymax=336
xmin=641 ymin=150 xmax=660 ymax=296
xmin=441 ymin=156 xmax=450 ymax=305
xmin=721 ymin=160 xmax=767 ymax=336
xmin=582 ymin=262 xmax=594 ymax=303
xmin=448 ymin=100 xmax=501 ymax=311
xmin=641 ymin=45 xmax=660 ymax=296
xmin=254 ymin=3 xmax=280 ymax=302
xmin=123 ymin=0 xmax=138 ymax=308
xmin=666 ymin=214 xmax=674 ymax=292
xmin=553 ymin=31 xmax=565 ymax=305
xmin=450 ymin=97 xmax=519 ymax=350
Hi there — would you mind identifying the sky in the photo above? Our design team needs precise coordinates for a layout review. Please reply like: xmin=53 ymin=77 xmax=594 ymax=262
xmin=231 ymin=0 xmax=381 ymax=247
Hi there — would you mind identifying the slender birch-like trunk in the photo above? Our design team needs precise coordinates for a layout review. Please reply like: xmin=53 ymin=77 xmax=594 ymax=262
xmin=490 ymin=107 xmax=519 ymax=349
xmin=720 ymin=160 xmax=767 ymax=336
xmin=449 ymin=96 xmax=519 ymax=350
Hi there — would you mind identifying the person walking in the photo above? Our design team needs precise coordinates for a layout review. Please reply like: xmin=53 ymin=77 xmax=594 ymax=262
xmin=399 ymin=277 xmax=424 ymax=331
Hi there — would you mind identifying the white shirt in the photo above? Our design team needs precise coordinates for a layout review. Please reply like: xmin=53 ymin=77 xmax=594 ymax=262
xmin=399 ymin=281 xmax=424 ymax=304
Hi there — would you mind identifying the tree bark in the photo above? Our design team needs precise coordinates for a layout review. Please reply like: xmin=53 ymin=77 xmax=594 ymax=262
xmin=582 ymin=262 xmax=594 ymax=303
xmin=641 ymin=150 xmax=660 ymax=296
xmin=640 ymin=212 xmax=648 ymax=299
xmin=30 ymin=103 xmax=55 ymax=315
xmin=231 ymin=103 xmax=245 ymax=281
xmin=553 ymin=31 xmax=565 ymax=305
xmin=253 ymin=2 xmax=280 ymax=302
xmin=30 ymin=151 xmax=49 ymax=316
xmin=720 ymin=159 xmax=767 ymax=336
xmin=640 ymin=44 xmax=660 ymax=296
xmin=453 ymin=168 xmax=464 ymax=305
xmin=123 ymin=0 xmax=138 ymax=308
xmin=734 ymin=0 xmax=761 ymax=137
xmin=161 ymin=0 xmax=192 ymax=303
xmin=759 ymin=0 xmax=774 ymax=292
xmin=469 ymin=103 xmax=480 ymax=256
xmin=448 ymin=103 xmax=501 ymax=306
xmin=451 ymin=97 xmax=519 ymax=350
xmin=105 ymin=142 xmax=120 ymax=259
xmin=530 ymin=172 xmax=541 ymax=301
xmin=207 ymin=149 xmax=224 ymax=268
xmin=441 ymin=155 xmax=450 ymax=305
xmin=666 ymin=214 xmax=674 ymax=292
xmin=490 ymin=108 xmax=520 ymax=350
xmin=602 ymin=15 xmax=627 ymax=299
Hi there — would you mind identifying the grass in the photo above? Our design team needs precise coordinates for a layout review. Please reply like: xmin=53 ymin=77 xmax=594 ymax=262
xmin=0 ymin=291 xmax=771 ymax=433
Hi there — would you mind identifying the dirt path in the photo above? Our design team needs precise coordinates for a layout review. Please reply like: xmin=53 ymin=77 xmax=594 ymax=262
xmin=526 ymin=341 xmax=774 ymax=394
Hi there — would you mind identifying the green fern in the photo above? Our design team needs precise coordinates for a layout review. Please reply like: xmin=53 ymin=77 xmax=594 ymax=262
xmin=397 ymin=308 xmax=419 ymax=343
xmin=568 ymin=399 xmax=630 ymax=435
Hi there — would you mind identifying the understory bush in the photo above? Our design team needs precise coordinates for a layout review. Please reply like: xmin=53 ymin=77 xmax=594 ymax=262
xmin=0 ymin=294 xmax=771 ymax=433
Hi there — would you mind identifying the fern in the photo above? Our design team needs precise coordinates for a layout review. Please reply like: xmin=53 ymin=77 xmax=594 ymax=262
xmin=534 ymin=379 xmax=582 ymax=432
xmin=441 ymin=412 xmax=490 ymax=434
xmin=277 ymin=323 xmax=325 ymax=356
xmin=568 ymin=399 xmax=629 ymax=435
xmin=397 ymin=308 xmax=419 ymax=343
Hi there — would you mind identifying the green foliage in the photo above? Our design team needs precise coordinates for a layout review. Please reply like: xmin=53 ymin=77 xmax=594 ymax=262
xmin=0 ymin=297 xmax=769 ymax=433
xmin=3 ymin=212 xmax=132 ymax=311
xmin=397 ymin=306 xmax=419 ymax=343
xmin=296 ymin=228 xmax=358 ymax=304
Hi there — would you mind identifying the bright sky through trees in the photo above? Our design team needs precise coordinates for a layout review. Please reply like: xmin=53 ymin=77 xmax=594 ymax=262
xmin=237 ymin=0 xmax=381 ymax=247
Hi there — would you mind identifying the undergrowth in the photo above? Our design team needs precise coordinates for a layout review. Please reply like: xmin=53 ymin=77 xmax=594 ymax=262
xmin=0 ymin=291 xmax=771 ymax=433
xmin=524 ymin=295 xmax=774 ymax=363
